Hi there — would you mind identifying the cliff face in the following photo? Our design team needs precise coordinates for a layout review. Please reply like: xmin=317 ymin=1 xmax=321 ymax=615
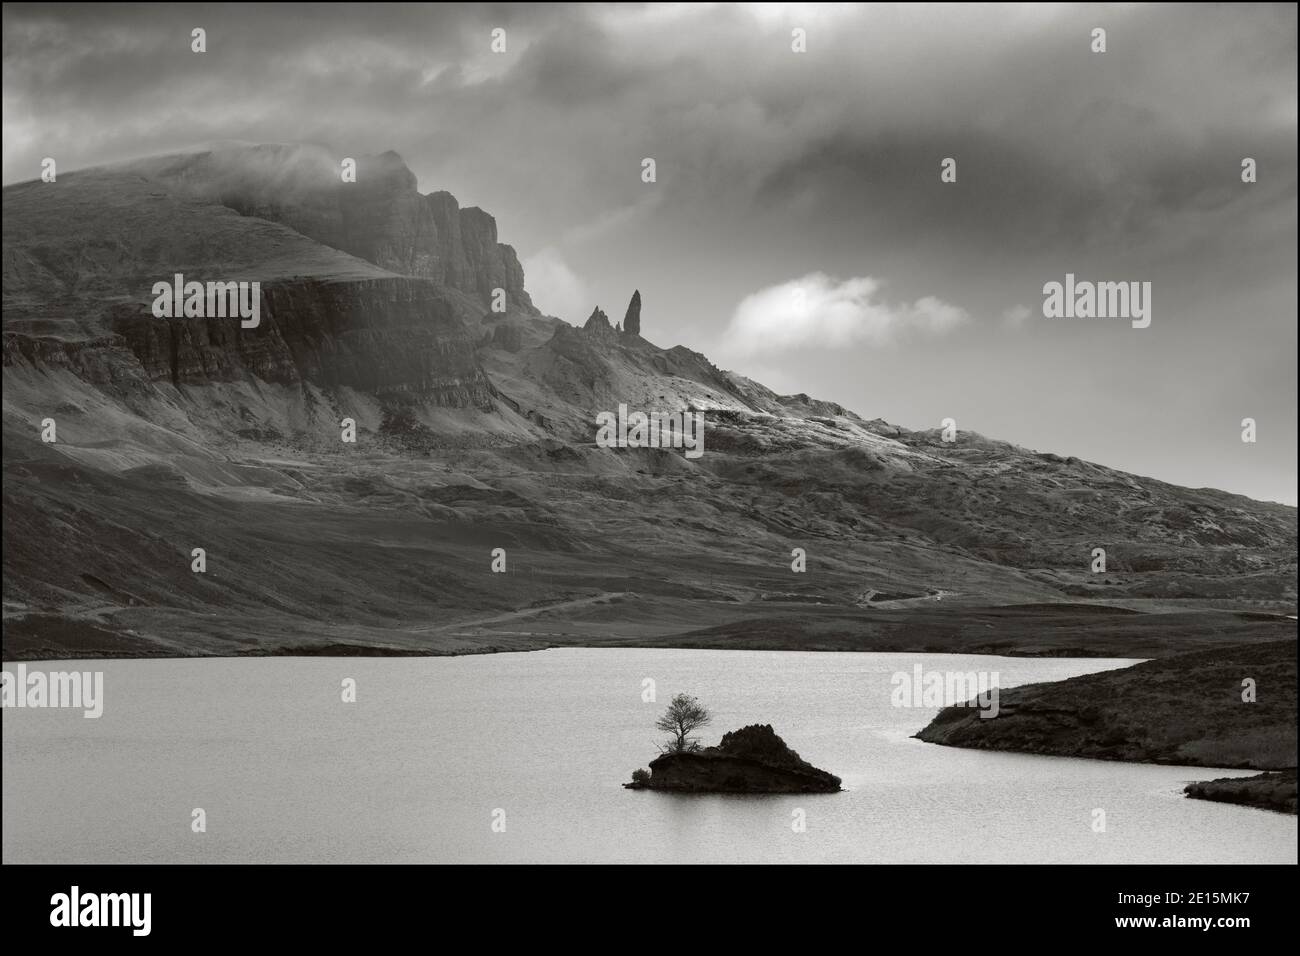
xmin=143 ymin=146 xmax=538 ymax=315
xmin=2 ymin=334 xmax=155 ymax=395
xmin=326 ymin=179 xmax=534 ymax=313
xmin=2 ymin=152 xmax=510 ymax=414
xmin=109 ymin=277 xmax=497 ymax=407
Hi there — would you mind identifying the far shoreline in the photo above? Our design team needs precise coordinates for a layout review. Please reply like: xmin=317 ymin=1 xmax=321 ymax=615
xmin=1 ymin=641 xmax=1155 ymax=663
xmin=4 ymin=601 xmax=1293 ymax=663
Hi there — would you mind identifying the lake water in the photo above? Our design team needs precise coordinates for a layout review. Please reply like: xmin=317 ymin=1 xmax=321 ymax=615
xmin=2 ymin=649 xmax=1294 ymax=864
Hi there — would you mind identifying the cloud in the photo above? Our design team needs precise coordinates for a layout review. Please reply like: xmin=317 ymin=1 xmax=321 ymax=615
xmin=721 ymin=273 xmax=968 ymax=356
xmin=1001 ymin=304 xmax=1032 ymax=328
xmin=562 ymin=192 xmax=664 ymax=246
xmin=4 ymin=3 xmax=1293 ymax=264
xmin=521 ymin=247 xmax=590 ymax=322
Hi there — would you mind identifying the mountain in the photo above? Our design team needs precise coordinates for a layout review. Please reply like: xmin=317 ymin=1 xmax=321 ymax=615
xmin=3 ymin=145 xmax=1296 ymax=659
xmin=127 ymin=144 xmax=537 ymax=313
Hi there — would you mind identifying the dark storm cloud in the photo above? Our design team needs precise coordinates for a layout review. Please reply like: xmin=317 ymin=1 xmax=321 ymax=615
xmin=2 ymin=2 xmax=1296 ymax=502
xmin=748 ymin=5 xmax=1296 ymax=261
xmin=7 ymin=2 xmax=1292 ymax=252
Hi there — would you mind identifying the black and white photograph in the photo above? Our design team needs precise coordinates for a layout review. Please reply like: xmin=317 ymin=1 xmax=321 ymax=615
xmin=1 ymin=0 xmax=1296 ymax=934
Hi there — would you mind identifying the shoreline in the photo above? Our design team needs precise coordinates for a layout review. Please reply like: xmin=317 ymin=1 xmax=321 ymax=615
xmin=914 ymin=638 xmax=1297 ymax=814
xmin=4 ymin=601 xmax=1294 ymax=663
xmin=1184 ymin=769 xmax=1298 ymax=815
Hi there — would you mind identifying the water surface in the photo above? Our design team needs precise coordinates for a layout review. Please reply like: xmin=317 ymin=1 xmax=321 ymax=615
xmin=3 ymin=650 xmax=1293 ymax=863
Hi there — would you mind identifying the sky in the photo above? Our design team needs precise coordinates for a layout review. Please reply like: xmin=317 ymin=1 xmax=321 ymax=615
xmin=3 ymin=2 xmax=1296 ymax=503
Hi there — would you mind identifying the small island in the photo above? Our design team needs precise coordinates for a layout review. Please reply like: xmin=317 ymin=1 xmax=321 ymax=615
xmin=626 ymin=694 xmax=842 ymax=793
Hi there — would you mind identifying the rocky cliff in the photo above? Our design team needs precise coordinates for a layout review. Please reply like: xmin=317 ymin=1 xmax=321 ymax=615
xmin=622 ymin=290 xmax=641 ymax=337
xmin=110 ymin=276 xmax=497 ymax=407
xmin=581 ymin=306 xmax=616 ymax=338
xmin=140 ymin=145 xmax=537 ymax=315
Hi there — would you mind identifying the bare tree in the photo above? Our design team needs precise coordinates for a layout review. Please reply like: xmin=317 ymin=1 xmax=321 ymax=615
xmin=655 ymin=693 xmax=713 ymax=753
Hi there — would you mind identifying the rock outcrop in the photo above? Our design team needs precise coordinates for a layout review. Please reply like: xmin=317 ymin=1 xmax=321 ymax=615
xmin=139 ymin=146 xmax=538 ymax=315
xmin=110 ymin=276 xmax=497 ymax=407
xmin=626 ymin=724 xmax=842 ymax=793
xmin=582 ymin=306 xmax=617 ymax=339
xmin=622 ymin=290 xmax=641 ymax=337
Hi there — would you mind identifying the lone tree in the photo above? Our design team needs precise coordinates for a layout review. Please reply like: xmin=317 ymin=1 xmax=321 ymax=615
xmin=655 ymin=693 xmax=713 ymax=753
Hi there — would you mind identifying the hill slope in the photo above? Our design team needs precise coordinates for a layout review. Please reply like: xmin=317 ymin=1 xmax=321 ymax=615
xmin=3 ymin=145 xmax=1296 ymax=659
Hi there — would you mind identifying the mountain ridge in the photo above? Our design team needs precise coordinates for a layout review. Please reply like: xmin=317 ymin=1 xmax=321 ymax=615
xmin=3 ymin=144 xmax=1295 ymax=659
